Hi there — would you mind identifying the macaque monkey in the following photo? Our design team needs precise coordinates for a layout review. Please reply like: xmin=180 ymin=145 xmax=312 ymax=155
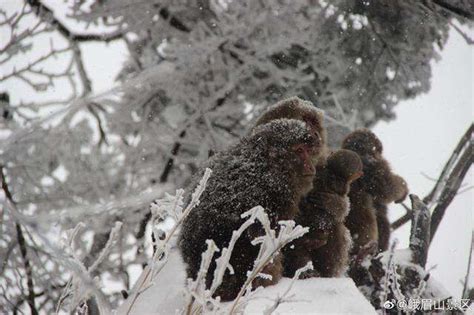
xmin=284 ymin=149 xmax=363 ymax=277
xmin=179 ymin=118 xmax=321 ymax=301
xmin=254 ymin=96 xmax=327 ymax=165
xmin=342 ymin=129 xmax=408 ymax=255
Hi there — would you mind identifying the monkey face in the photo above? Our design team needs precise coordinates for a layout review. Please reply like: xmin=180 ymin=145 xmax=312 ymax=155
xmin=292 ymin=143 xmax=318 ymax=176
xmin=342 ymin=129 xmax=383 ymax=157
xmin=253 ymin=97 xmax=326 ymax=151
xmin=327 ymin=149 xmax=364 ymax=183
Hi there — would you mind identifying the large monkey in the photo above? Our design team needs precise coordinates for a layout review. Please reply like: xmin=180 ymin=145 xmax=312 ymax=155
xmin=179 ymin=119 xmax=321 ymax=301
xmin=252 ymin=97 xmax=358 ymax=277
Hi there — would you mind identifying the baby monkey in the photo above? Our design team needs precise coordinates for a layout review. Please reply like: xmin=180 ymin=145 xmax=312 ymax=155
xmin=284 ymin=149 xmax=363 ymax=277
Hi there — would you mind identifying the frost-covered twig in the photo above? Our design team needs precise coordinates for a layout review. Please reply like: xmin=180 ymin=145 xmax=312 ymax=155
xmin=149 ymin=168 xmax=212 ymax=280
xmin=262 ymin=262 xmax=313 ymax=315
xmin=1 ymin=165 xmax=38 ymax=315
xmin=4 ymin=199 xmax=115 ymax=315
xmin=184 ymin=206 xmax=308 ymax=314
xmin=210 ymin=206 xmax=268 ymax=296
xmin=185 ymin=206 xmax=268 ymax=314
xmin=124 ymin=168 xmax=212 ymax=315
xmin=56 ymin=221 xmax=122 ymax=313
xmin=88 ymin=222 xmax=123 ymax=273
xmin=229 ymin=213 xmax=308 ymax=313
xmin=185 ymin=240 xmax=219 ymax=314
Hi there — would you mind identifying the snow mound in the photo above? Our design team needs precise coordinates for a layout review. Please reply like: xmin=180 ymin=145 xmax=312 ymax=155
xmin=118 ymin=250 xmax=376 ymax=314
xmin=117 ymin=250 xmax=187 ymax=315
xmin=243 ymin=278 xmax=376 ymax=314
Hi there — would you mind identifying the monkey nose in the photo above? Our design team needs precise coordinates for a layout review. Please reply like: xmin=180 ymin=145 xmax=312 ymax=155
xmin=304 ymin=160 xmax=316 ymax=176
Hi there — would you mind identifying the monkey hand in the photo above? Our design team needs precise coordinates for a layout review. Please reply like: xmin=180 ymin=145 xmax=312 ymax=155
xmin=392 ymin=175 xmax=409 ymax=203
xmin=353 ymin=240 xmax=378 ymax=264
xmin=302 ymin=233 xmax=328 ymax=250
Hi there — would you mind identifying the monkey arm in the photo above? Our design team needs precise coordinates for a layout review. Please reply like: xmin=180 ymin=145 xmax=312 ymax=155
xmin=390 ymin=174 xmax=409 ymax=203
xmin=362 ymin=158 xmax=408 ymax=204
xmin=304 ymin=192 xmax=350 ymax=223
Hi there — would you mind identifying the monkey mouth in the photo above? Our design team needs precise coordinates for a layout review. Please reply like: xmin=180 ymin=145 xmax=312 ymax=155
xmin=349 ymin=171 xmax=364 ymax=182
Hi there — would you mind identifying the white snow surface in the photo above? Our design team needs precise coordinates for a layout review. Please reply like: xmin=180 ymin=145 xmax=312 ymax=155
xmin=117 ymin=249 xmax=376 ymax=314
xmin=243 ymin=278 xmax=376 ymax=314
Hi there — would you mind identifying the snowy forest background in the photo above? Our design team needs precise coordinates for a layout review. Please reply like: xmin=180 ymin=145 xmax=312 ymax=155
xmin=0 ymin=0 xmax=472 ymax=314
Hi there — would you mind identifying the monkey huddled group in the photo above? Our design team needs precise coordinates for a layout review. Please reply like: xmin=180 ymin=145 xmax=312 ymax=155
xmin=179 ymin=97 xmax=408 ymax=301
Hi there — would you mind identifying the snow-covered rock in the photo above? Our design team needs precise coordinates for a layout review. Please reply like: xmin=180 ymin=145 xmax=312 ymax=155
xmin=117 ymin=250 xmax=376 ymax=314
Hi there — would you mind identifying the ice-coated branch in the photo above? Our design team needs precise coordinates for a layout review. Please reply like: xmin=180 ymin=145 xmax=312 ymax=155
xmin=184 ymin=206 xmax=267 ymax=315
xmin=25 ymin=0 xmax=125 ymax=42
xmin=4 ymin=197 xmax=114 ymax=315
xmin=229 ymin=215 xmax=308 ymax=313
xmin=123 ymin=169 xmax=212 ymax=314
xmin=262 ymin=262 xmax=313 ymax=315
xmin=183 ymin=205 xmax=308 ymax=314
xmin=88 ymin=222 xmax=123 ymax=274
xmin=210 ymin=206 xmax=267 ymax=295
xmin=1 ymin=165 xmax=38 ymax=315
xmin=149 ymin=168 xmax=212 ymax=279
xmin=185 ymin=240 xmax=219 ymax=311
xmin=54 ymin=220 xmax=122 ymax=314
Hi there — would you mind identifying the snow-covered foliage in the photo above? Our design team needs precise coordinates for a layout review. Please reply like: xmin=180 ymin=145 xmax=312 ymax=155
xmin=119 ymin=250 xmax=377 ymax=315
xmin=184 ymin=206 xmax=308 ymax=314
xmin=354 ymin=246 xmax=452 ymax=312
xmin=0 ymin=0 xmax=470 ymax=313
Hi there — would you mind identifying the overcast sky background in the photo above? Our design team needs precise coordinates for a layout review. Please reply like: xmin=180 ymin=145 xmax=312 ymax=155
xmin=1 ymin=1 xmax=472 ymax=300
xmin=373 ymin=28 xmax=472 ymax=298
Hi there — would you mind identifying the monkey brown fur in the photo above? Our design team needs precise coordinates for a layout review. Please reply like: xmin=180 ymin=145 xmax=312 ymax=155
xmin=283 ymin=149 xmax=363 ymax=278
xmin=254 ymin=97 xmax=327 ymax=165
xmin=179 ymin=119 xmax=321 ymax=301
xmin=253 ymin=97 xmax=363 ymax=277
xmin=342 ymin=129 xmax=408 ymax=254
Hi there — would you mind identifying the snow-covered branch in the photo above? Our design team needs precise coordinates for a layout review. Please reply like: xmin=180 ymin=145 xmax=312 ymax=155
xmin=123 ymin=168 xmax=212 ymax=314
xmin=183 ymin=205 xmax=308 ymax=314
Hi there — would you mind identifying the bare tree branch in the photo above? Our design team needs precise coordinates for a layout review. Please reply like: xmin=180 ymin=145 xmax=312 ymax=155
xmin=409 ymin=195 xmax=431 ymax=268
xmin=392 ymin=124 xmax=473 ymax=231
xmin=424 ymin=124 xmax=473 ymax=206
xmin=71 ymin=42 xmax=92 ymax=95
xmin=1 ymin=166 xmax=38 ymax=315
xmin=462 ymin=231 xmax=473 ymax=299
xmin=431 ymin=0 xmax=474 ymax=20
xmin=430 ymin=136 xmax=472 ymax=243
xmin=26 ymin=0 xmax=124 ymax=42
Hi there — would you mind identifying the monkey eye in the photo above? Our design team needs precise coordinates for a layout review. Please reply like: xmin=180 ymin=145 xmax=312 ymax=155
xmin=293 ymin=145 xmax=305 ymax=155
xmin=292 ymin=145 xmax=305 ymax=154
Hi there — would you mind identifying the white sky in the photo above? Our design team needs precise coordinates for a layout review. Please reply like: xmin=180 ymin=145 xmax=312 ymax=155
xmin=373 ymin=28 xmax=473 ymax=298
xmin=1 ymin=0 xmax=472 ymax=301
